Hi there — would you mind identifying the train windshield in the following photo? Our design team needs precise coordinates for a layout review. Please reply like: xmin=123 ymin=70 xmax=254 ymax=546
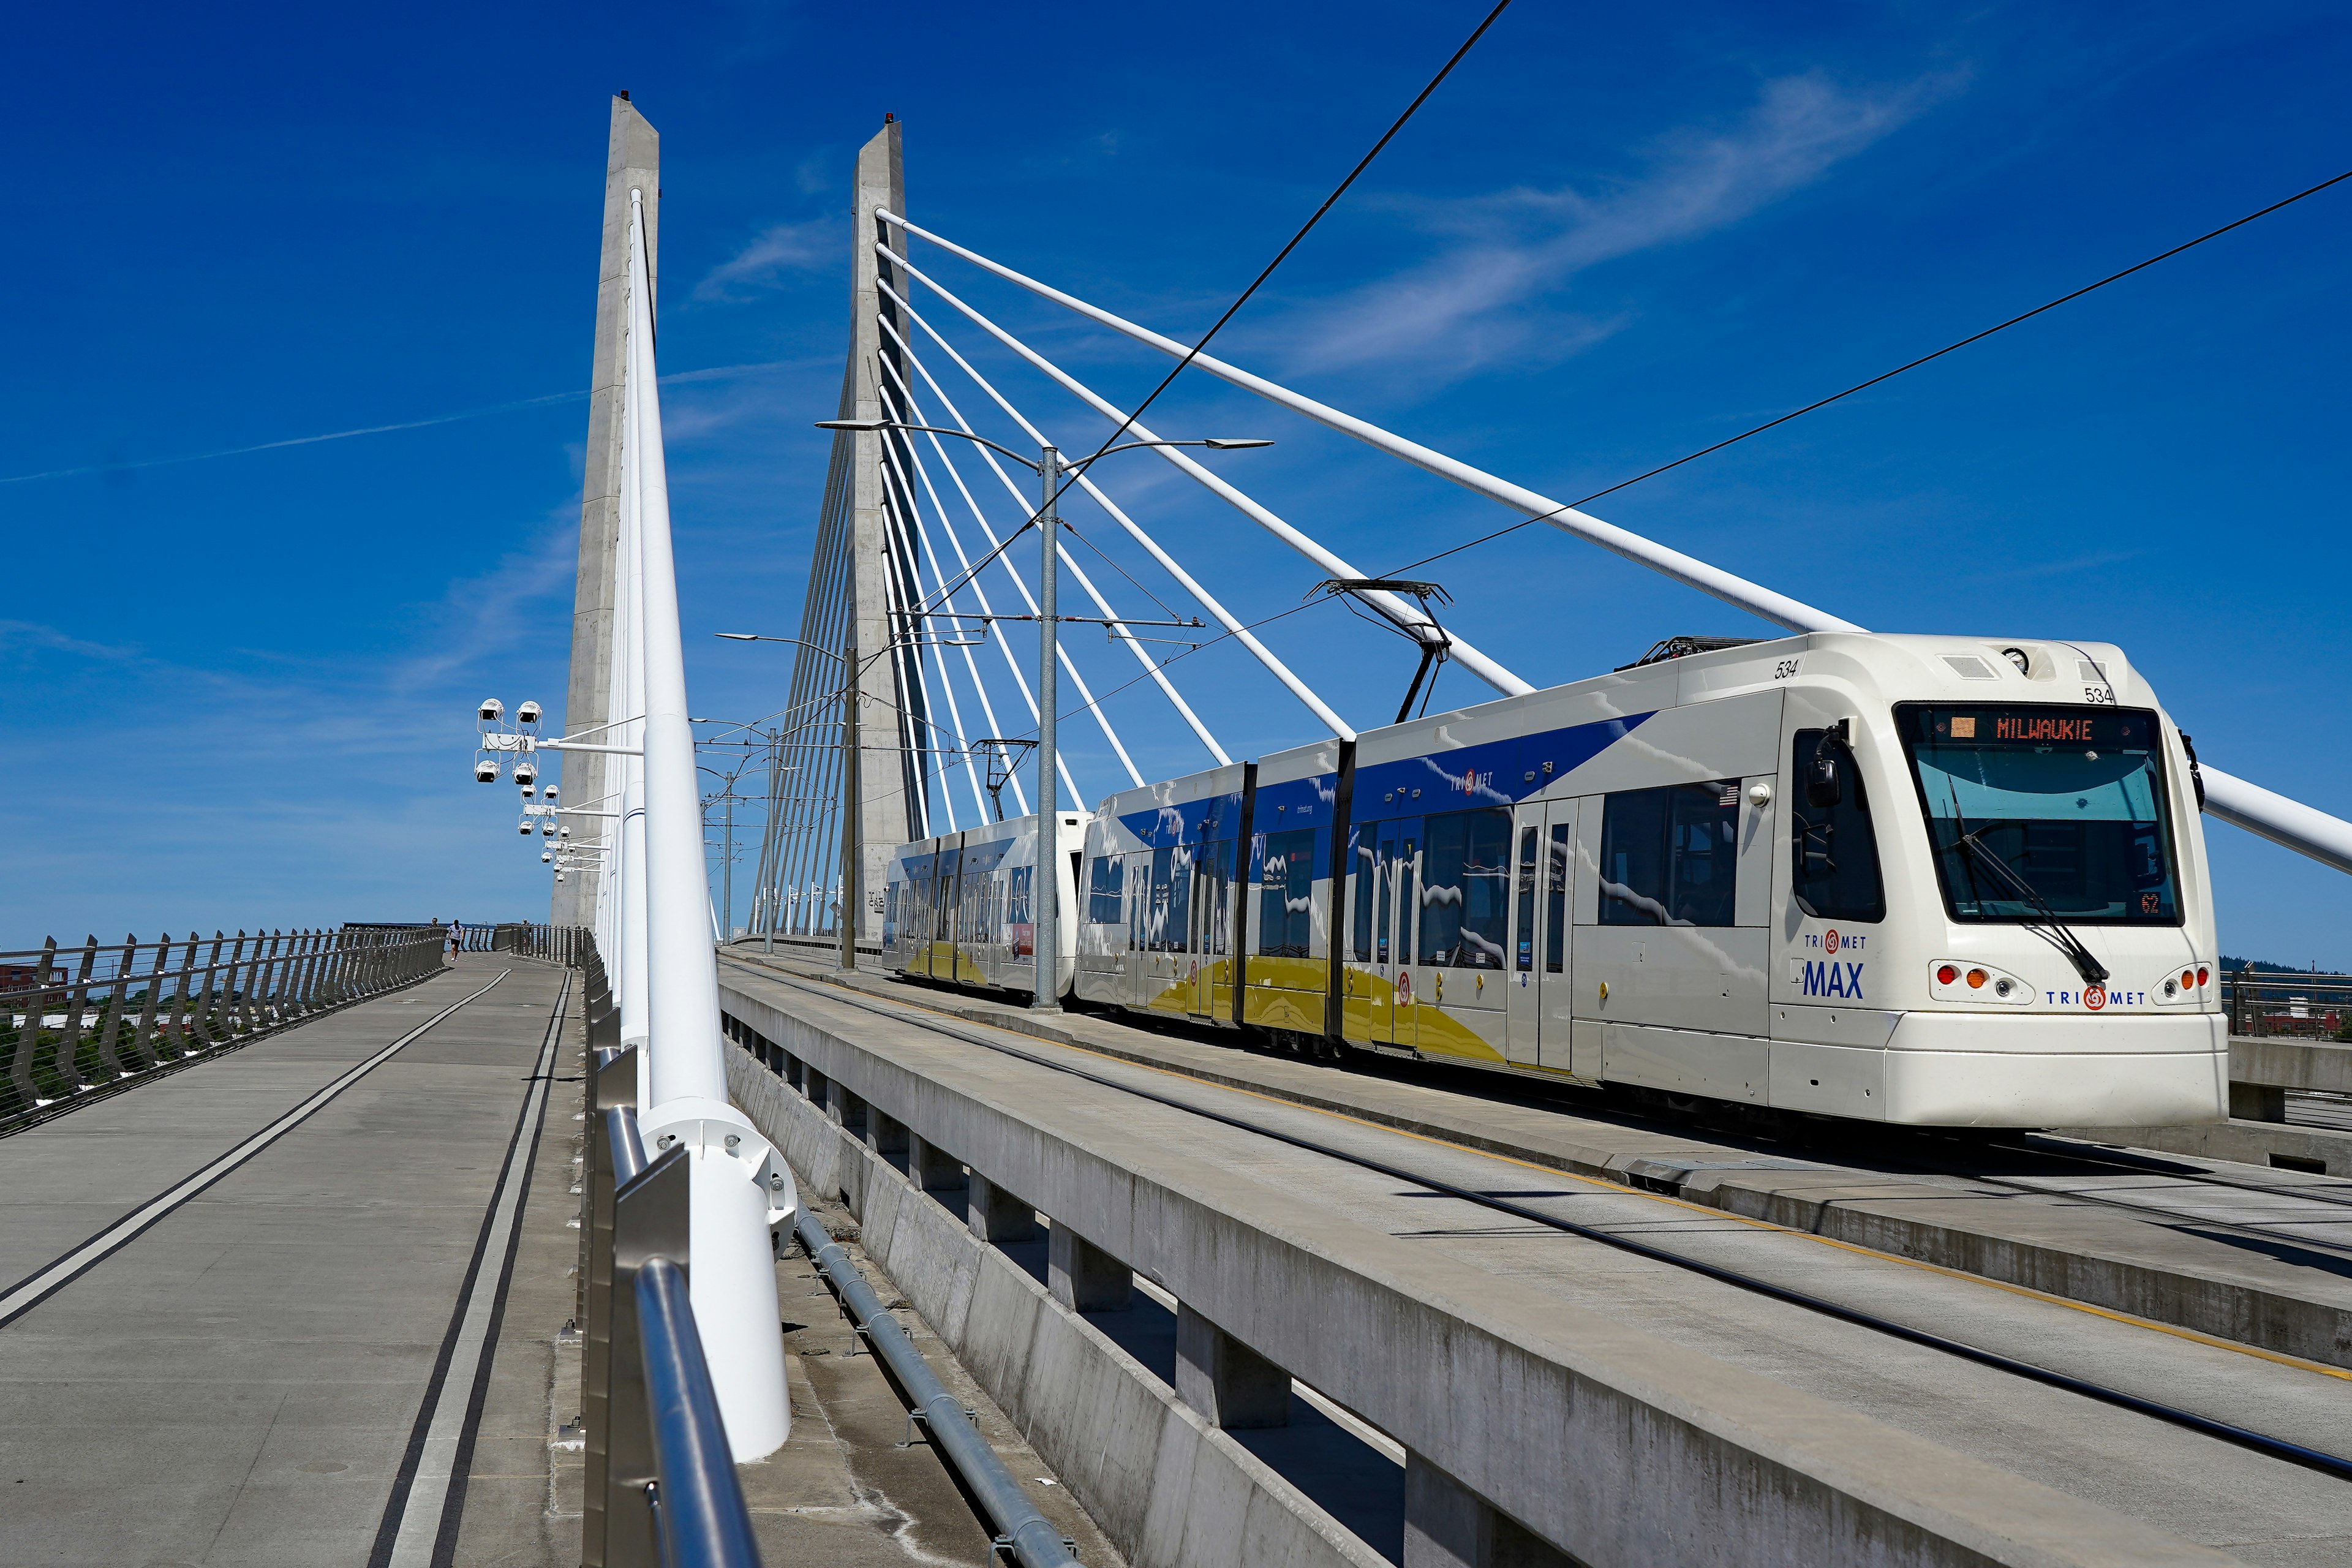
xmin=1896 ymin=704 xmax=2180 ymax=924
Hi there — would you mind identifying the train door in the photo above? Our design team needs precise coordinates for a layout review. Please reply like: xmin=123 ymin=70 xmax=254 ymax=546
xmin=1188 ymin=840 xmax=1230 ymax=1018
xmin=1537 ymin=805 xmax=1580 ymax=1072
xmin=1506 ymin=812 xmax=1542 ymax=1063
xmin=1370 ymin=820 xmax=1422 ymax=1049
xmin=1506 ymin=802 xmax=1581 ymax=1068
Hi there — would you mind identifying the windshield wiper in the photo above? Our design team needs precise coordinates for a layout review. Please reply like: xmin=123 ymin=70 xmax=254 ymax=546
xmin=1954 ymin=828 xmax=2110 ymax=987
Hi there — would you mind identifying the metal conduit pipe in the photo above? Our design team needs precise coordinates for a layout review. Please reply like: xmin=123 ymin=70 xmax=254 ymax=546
xmin=793 ymin=1210 xmax=1075 ymax=1568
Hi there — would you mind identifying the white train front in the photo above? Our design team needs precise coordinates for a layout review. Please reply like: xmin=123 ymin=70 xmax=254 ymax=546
xmin=883 ymin=632 xmax=2226 ymax=1128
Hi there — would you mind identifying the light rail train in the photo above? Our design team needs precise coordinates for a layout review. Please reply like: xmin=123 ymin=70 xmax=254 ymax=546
xmin=882 ymin=632 xmax=2227 ymax=1127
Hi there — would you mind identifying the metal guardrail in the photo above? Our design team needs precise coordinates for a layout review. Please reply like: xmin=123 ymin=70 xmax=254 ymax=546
xmin=0 ymin=924 xmax=447 ymax=1129
xmin=2224 ymin=968 xmax=2352 ymax=1040
xmin=582 ymin=1044 xmax=763 ymax=1568
xmin=796 ymin=1210 xmax=1077 ymax=1568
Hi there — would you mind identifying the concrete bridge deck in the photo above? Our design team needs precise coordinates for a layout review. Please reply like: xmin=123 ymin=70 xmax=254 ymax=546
xmin=717 ymin=947 xmax=2352 ymax=1568
xmin=0 ymin=954 xmax=1113 ymax=1568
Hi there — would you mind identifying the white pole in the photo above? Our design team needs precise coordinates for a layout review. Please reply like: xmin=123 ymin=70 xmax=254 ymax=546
xmin=622 ymin=189 xmax=792 ymax=1460
xmin=1034 ymin=444 xmax=1062 ymax=1012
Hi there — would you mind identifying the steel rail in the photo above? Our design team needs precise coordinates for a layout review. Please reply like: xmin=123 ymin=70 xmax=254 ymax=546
xmin=735 ymin=959 xmax=2352 ymax=1484
xmin=635 ymin=1259 xmax=764 ymax=1568
xmin=794 ymin=1208 xmax=1074 ymax=1568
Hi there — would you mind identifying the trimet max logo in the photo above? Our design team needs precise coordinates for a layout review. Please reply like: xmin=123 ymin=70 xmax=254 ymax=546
xmin=2083 ymin=984 xmax=2106 ymax=1011
xmin=1800 ymin=960 xmax=1865 ymax=1000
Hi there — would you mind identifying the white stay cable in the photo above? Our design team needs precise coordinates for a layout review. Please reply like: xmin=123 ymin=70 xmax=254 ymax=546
xmin=886 ymin=216 xmax=2352 ymax=880
xmin=878 ymin=399 xmax=1031 ymax=817
xmin=889 ymin=307 xmax=1352 ymax=744
xmin=874 ymin=328 xmax=1226 ymax=766
xmin=886 ymin=339 xmax=1083 ymax=808
xmin=899 ymin=322 xmax=1356 ymax=744
xmin=876 ymin=458 xmax=987 ymax=826
xmin=862 ymin=327 xmax=1145 ymax=790
xmin=881 ymin=210 xmax=1852 ymax=638
xmin=874 ymin=484 xmax=948 ymax=835
xmin=882 ymin=248 xmax=1533 ymax=700
xmin=882 ymin=383 xmax=1058 ymax=811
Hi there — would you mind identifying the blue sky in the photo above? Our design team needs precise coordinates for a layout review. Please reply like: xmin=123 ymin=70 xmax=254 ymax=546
xmin=6 ymin=1 xmax=2349 ymax=965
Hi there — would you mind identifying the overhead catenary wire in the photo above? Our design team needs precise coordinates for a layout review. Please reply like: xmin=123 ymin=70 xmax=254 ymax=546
xmin=867 ymin=349 xmax=1147 ymax=793
xmin=1376 ymin=162 xmax=2352 ymax=579
xmin=1043 ymin=0 xmax=1518 ymax=494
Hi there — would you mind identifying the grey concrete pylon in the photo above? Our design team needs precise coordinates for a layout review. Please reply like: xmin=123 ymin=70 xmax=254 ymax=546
xmin=555 ymin=96 xmax=658 ymax=928
xmin=846 ymin=118 xmax=918 ymax=942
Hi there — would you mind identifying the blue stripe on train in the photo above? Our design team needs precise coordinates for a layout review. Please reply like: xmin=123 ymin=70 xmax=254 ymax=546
xmin=1351 ymin=712 xmax=1656 ymax=821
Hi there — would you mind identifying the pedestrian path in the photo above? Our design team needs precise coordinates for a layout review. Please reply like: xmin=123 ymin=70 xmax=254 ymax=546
xmin=0 ymin=955 xmax=570 ymax=1568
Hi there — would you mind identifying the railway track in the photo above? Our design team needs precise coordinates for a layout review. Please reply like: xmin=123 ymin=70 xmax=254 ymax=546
xmin=727 ymin=956 xmax=2352 ymax=1485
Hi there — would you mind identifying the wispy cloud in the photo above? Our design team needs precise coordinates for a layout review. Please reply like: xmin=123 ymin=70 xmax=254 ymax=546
xmin=1280 ymin=70 xmax=1961 ymax=380
xmin=693 ymin=219 xmax=838 ymax=302
xmin=0 ymin=619 xmax=140 ymax=663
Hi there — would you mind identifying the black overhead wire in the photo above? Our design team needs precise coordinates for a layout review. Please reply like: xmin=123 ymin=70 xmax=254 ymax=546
xmin=1028 ymin=0 xmax=1515 ymax=526
xmin=875 ymin=1 xmax=1515 ymax=748
xmin=1386 ymin=162 xmax=2352 ymax=582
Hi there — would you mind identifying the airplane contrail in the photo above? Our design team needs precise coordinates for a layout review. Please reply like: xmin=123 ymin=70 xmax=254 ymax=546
xmin=0 ymin=356 xmax=820 ymax=486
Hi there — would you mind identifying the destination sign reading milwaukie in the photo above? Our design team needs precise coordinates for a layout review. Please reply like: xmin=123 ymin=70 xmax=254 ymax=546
xmin=1907 ymin=706 xmax=2152 ymax=748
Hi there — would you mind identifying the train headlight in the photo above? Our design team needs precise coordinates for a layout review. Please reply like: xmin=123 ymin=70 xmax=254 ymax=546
xmin=1966 ymin=968 xmax=1988 ymax=989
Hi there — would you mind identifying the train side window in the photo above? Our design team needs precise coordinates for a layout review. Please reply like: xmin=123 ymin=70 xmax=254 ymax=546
xmin=1599 ymin=782 xmax=1741 ymax=927
xmin=1419 ymin=807 xmax=1511 ymax=968
xmin=1545 ymin=824 xmax=1570 ymax=972
xmin=1088 ymin=856 xmax=1124 ymax=925
xmin=1259 ymin=828 xmax=1316 ymax=958
xmin=1790 ymin=728 xmax=1886 ymax=922
xmin=1514 ymin=826 xmax=1539 ymax=971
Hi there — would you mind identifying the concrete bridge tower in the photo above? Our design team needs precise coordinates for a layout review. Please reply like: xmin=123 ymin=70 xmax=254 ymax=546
xmin=554 ymin=95 xmax=658 ymax=929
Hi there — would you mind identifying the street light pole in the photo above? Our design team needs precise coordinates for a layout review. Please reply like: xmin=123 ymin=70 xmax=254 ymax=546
xmin=839 ymin=633 xmax=859 ymax=973
xmin=1033 ymin=445 xmax=1061 ymax=1012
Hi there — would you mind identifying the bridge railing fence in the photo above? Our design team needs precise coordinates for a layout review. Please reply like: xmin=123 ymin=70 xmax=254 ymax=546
xmin=581 ymin=1044 xmax=762 ymax=1568
xmin=0 ymin=924 xmax=448 ymax=1130
xmin=2225 ymin=968 xmax=2352 ymax=1041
